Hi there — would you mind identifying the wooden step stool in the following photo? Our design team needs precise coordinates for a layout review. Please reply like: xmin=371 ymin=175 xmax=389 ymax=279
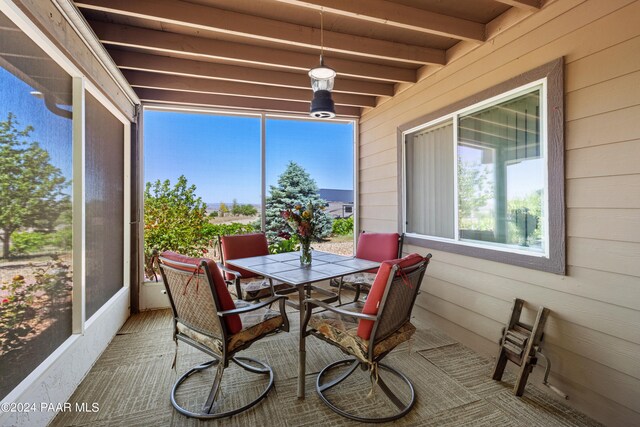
xmin=492 ymin=298 xmax=550 ymax=396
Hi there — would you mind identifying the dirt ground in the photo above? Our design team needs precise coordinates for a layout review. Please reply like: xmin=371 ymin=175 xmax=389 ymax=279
xmin=313 ymin=236 xmax=354 ymax=256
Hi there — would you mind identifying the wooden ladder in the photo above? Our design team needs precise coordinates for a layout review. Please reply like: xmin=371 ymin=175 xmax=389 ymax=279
xmin=492 ymin=298 xmax=550 ymax=396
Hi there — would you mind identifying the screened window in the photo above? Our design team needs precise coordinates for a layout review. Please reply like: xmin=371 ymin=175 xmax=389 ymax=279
xmin=85 ymin=92 xmax=125 ymax=318
xmin=0 ymin=11 xmax=73 ymax=399
xmin=401 ymin=59 xmax=564 ymax=274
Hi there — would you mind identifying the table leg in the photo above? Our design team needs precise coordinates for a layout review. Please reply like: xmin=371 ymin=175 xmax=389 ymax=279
xmin=298 ymin=284 xmax=306 ymax=399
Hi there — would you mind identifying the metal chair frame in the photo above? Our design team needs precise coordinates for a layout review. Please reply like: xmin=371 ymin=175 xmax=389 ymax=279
xmin=158 ymin=255 xmax=289 ymax=420
xmin=302 ymin=254 xmax=431 ymax=423
xmin=217 ymin=233 xmax=283 ymax=301
xmin=336 ymin=231 xmax=405 ymax=304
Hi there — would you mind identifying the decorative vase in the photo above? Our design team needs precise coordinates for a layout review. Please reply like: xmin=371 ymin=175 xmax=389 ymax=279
xmin=300 ymin=239 xmax=312 ymax=266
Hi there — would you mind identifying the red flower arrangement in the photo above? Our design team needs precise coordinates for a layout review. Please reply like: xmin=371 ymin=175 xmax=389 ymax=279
xmin=281 ymin=202 xmax=324 ymax=265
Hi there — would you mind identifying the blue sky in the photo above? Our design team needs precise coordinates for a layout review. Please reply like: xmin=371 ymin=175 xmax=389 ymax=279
xmin=0 ymin=68 xmax=73 ymax=184
xmin=1 ymin=63 xmax=354 ymax=207
xmin=144 ymin=110 xmax=354 ymax=204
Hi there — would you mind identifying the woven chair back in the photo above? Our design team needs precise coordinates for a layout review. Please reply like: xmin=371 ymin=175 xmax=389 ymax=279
xmin=374 ymin=261 xmax=427 ymax=342
xmin=160 ymin=259 xmax=225 ymax=341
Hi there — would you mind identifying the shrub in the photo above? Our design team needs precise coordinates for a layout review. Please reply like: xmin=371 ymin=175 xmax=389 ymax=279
xmin=49 ymin=228 xmax=72 ymax=250
xmin=234 ymin=204 xmax=258 ymax=216
xmin=10 ymin=232 xmax=48 ymax=255
xmin=10 ymin=228 xmax=73 ymax=256
xmin=144 ymin=176 xmax=209 ymax=265
xmin=268 ymin=234 xmax=299 ymax=254
xmin=332 ymin=216 xmax=354 ymax=236
xmin=202 ymin=222 xmax=257 ymax=241
xmin=0 ymin=257 xmax=71 ymax=353
xmin=0 ymin=113 xmax=70 ymax=258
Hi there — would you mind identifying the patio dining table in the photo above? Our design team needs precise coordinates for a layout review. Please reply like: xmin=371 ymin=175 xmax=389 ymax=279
xmin=225 ymin=250 xmax=380 ymax=399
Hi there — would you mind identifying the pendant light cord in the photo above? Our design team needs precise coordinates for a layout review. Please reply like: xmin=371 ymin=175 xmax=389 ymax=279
xmin=320 ymin=9 xmax=324 ymax=64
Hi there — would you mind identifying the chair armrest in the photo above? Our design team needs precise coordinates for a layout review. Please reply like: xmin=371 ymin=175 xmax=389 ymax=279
xmin=302 ymin=298 xmax=378 ymax=322
xmin=217 ymin=262 xmax=241 ymax=279
xmin=218 ymin=295 xmax=287 ymax=317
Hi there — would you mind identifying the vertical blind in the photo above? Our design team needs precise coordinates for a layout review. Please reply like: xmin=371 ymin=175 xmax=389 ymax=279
xmin=405 ymin=121 xmax=455 ymax=238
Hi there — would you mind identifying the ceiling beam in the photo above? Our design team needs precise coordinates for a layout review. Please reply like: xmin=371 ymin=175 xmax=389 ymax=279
xmin=273 ymin=0 xmax=485 ymax=42
xmin=122 ymin=69 xmax=376 ymax=107
xmin=76 ymin=0 xmax=445 ymax=65
xmin=493 ymin=0 xmax=541 ymax=12
xmin=90 ymin=21 xmax=416 ymax=83
xmin=108 ymin=50 xmax=395 ymax=97
xmin=134 ymin=87 xmax=362 ymax=116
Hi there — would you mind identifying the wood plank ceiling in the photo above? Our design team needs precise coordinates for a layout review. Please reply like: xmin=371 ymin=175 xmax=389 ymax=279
xmin=73 ymin=0 xmax=547 ymax=118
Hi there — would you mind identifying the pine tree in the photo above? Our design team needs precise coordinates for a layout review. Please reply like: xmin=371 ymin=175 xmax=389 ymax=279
xmin=264 ymin=161 xmax=333 ymax=241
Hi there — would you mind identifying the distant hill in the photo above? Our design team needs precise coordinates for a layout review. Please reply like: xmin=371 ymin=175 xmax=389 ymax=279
xmin=206 ymin=202 xmax=260 ymax=212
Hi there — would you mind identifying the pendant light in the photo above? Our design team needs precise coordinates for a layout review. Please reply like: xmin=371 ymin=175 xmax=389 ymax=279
xmin=308 ymin=10 xmax=336 ymax=118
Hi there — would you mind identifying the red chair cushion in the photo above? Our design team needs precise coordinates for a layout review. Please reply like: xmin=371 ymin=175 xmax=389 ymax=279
xmin=355 ymin=232 xmax=400 ymax=273
xmin=221 ymin=233 xmax=269 ymax=280
xmin=357 ymin=253 xmax=425 ymax=340
xmin=161 ymin=251 xmax=242 ymax=334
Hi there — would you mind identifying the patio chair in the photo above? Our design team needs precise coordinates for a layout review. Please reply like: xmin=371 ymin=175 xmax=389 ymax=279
xmin=335 ymin=231 xmax=404 ymax=304
xmin=158 ymin=251 xmax=289 ymax=419
xmin=219 ymin=233 xmax=294 ymax=301
xmin=302 ymin=252 xmax=431 ymax=423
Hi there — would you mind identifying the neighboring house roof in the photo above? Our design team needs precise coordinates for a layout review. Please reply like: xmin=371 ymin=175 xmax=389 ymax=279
xmin=319 ymin=189 xmax=354 ymax=203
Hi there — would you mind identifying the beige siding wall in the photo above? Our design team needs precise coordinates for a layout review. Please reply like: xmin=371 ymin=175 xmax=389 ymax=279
xmin=358 ymin=0 xmax=640 ymax=425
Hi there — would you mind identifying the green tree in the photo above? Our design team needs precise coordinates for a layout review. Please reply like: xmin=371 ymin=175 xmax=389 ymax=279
xmin=508 ymin=189 xmax=543 ymax=246
xmin=219 ymin=202 xmax=229 ymax=217
xmin=144 ymin=175 xmax=208 ymax=264
xmin=235 ymin=204 xmax=257 ymax=216
xmin=231 ymin=198 xmax=239 ymax=215
xmin=457 ymin=160 xmax=492 ymax=230
xmin=264 ymin=161 xmax=333 ymax=241
xmin=0 ymin=113 xmax=69 ymax=258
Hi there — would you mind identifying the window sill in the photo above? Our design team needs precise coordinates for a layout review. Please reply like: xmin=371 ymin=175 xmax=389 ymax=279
xmin=404 ymin=234 xmax=565 ymax=275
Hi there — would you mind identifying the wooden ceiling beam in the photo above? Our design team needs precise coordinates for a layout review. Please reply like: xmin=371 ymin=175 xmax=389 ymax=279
xmin=76 ymin=0 xmax=445 ymax=65
xmin=108 ymin=50 xmax=395 ymax=97
xmin=90 ymin=21 xmax=416 ymax=83
xmin=273 ymin=0 xmax=486 ymax=42
xmin=134 ymin=87 xmax=361 ymax=117
xmin=493 ymin=0 xmax=541 ymax=12
xmin=122 ymin=69 xmax=376 ymax=107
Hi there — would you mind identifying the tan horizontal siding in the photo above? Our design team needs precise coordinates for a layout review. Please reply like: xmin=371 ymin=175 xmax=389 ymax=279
xmin=426 ymin=261 xmax=640 ymax=344
xmin=566 ymin=140 xmax=640 ymax=178
xmin=359 ymin=162 xmax=396 ymax=182
xmin=358 ymin=147 xmax=396 ymax=170
xmin=565 ymin=71 xmax=640 ymax=121
xmin=359 ymin=192 xmax=397 ymax=206
xmin=359 ymin=3 xmax=640 ymax=422
xmin=565 ymin=35 xmax=640 ymax=92
xmin=359 ymin=177 xmax=397 ymax=194
xmin=566 ymin=105 xmax=640 ymax=149
xmin=567 ymin=175 xmax=640 ymax=208
xmin=567 ymin=208 xmax=640 ymax=243
xmin=407 ymin=244 xmax=640 ymax=312
xmin=568 ymin=237 xmax=640 ymax=277
xmin=359 ymin=205 xmax=397 ymax=219
xmin=358 ymin=218 xmax=397 ymax=232
xmin=422 ymin=276 xmax=640 ymax=380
